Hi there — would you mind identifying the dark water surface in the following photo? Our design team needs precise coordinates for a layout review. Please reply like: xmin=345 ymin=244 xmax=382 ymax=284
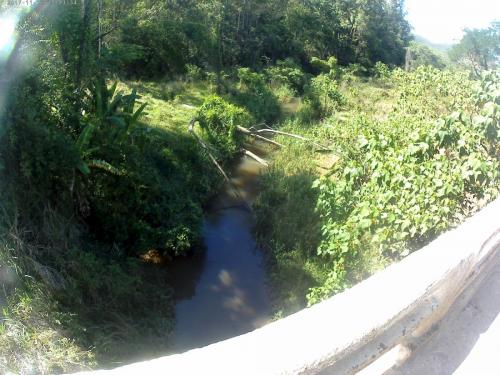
xmin=168 ymin=146 xmax=272 ymax=353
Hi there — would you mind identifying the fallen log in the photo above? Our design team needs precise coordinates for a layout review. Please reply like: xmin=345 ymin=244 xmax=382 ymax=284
xmin=253 ymin=128 xmax=330 ymax=151
xmin=243 ymin=149 xmax=269 ymax=167
xmin=236 ymin=126 xmax=283 ymax=147
xmin=188 ymin=118 xmax=230 ymax=182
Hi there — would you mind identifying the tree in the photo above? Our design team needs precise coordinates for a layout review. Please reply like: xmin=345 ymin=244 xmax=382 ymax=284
xmin=406 ymin=41 xmax=447 ymax=70
xmin=449 ymin=22 xmax=500 ymax=76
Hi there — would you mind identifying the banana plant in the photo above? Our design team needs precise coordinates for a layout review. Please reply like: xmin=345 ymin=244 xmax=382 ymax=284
xmin=76 ymin=80 xmax=147 ymax=175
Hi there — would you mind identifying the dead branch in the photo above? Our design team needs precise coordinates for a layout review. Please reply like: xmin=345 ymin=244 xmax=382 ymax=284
xmin=253 ymin=128 xmax=330 ymax=151
xmin=243 ymin=149 xmax=268 ymax=167
xmin=188 ymin=119 xmax=230 ymax=182
xmin=236 ymin=125 xmax=283 ymax=147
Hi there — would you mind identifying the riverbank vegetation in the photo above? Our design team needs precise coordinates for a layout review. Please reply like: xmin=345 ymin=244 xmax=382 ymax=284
xmin=255 ymin=67 xmax=499 ymax=315
xmin=0 ymin=0 xmax=498 ymax=373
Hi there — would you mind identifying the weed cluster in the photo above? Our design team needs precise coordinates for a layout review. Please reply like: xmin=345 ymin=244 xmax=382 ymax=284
xmin=254 ymin=65 xmax=499 ymax=313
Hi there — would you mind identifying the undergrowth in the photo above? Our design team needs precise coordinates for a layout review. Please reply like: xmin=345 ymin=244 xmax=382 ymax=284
xmin=254 ymin=66 xmax=500 ymax=315
xmin=0 ymin=77 xmax=221 ymax=373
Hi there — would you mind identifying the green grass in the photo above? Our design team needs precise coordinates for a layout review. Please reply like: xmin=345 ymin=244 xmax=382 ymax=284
xmin=253 ymin=138 xmax=322 ymax=315
xmin=0 ymin=227 xmax=95 ymax=374
xmin=118 ymin=80 xmax=213 ymax=131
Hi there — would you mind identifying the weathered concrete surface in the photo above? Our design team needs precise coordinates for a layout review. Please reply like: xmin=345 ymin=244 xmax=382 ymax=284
xmin=72 ymin=198 xmax=500 ymax=375
xmin=385 ymin=261 xmax=500 ymax=375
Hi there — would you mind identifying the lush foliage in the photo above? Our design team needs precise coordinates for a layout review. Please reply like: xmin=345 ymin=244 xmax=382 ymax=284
xmin=1 ymin=3 xmax=220 ymax=370
xmin=406 ymin=41 xmax=447 ymax=70
xmin=67 ymin=0 xmax=413 ymax=80
xmin=449 ymin=22 xmax=500 ymax=76
xmin=196 ymin=95 xmax=250 ymax=161
xmin=264 ymin=59 xmax=307 ymax=96
xmin=233 ymin=68 xmax=281 ymax=123
xmin=255 ymin=67 xmax=500 ymax=313
xmin=307 ymin=74 xmax=346 ymax=118
xmin=3 ymin=0 xmax=498 ymax=371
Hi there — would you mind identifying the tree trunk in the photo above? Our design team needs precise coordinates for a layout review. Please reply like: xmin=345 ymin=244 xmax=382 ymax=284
xmin=75 ymin=0 xmax=92 ymax=88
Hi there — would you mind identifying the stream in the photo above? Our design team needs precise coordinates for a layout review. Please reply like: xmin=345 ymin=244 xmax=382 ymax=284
xmin=166 ymin=142 xmax=272 ymax=353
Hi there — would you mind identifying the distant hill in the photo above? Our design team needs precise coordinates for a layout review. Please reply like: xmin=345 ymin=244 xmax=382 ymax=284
xmin=414 ymin=35 xmax=453 ymax=52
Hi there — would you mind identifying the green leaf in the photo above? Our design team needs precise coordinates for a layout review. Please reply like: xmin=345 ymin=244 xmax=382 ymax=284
xmin=108 ymin=81 xmax=118 ymax=101
xmin=108 ymin=116 xmax=126 ymax=128
xmin=78 ymin=161 xmax=90 ymax=175
xmin=131 ymin=102 xmax=147 ymax=126
xmin=359 ymin=218 xmax=372 ymax=229
xmin=76 ymin=122 xmax=97 ymax=153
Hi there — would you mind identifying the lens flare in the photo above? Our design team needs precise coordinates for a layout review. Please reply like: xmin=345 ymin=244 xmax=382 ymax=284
xmin=0 ymin=14 xmax=18 ymax=62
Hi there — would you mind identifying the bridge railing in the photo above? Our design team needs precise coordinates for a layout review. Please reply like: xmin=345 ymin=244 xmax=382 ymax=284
xmin=75 ymin=197 xmax=500 ymax=375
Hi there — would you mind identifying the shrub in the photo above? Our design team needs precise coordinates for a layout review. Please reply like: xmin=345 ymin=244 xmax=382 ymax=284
xmin=310 ymin=56 xmax=340 ymax=78
xmin=308 ymin=71 xmax=499 ymax=303
xmin=233 ymin=67 xmax=281 ymax=123
xmin=392 ymin=66 xmax=475 ymax=119
xmin=344 ymin=63 xmax=369 ymax=77
xmin=302 ymin=74 xmax=345 ymax=120
xmin=373 ymin=62 xmax=391 ymax=79
xmin=185 ymin=64 xmax=204 ymax=82
xmin=196 ymin=95 xmax=251 ymax=161
xmin=264 ymin=58 xmax=306 ymax=94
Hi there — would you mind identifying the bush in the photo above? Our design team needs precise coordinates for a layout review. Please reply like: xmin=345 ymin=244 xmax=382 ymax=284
xmin=185 ymin=64 xmax=204 ymax=82
xmin=301 ymin=74 xmax=345 ymax=120
xmin=310 ymin=56 xmax=340 ymax=78
xmin=196 ymin=95 xmax=251 ymax=161
xmin=254 ymin=67 xmax=499 ymax=313
xmin=0 ymin=67 xmax=223 ymax=371
xmin=373 ymin=62 xmax=391 ymax=79
xmin=2 ymin=70 xmax=219 ymax=259
xmin=343 ymin=63 xmax=369 ymax=77
xmin=233 ymin=67 xmax=281 ymax=123
xmin=308 ymin=70 xmax=499 ymax=303
xmin=264 ymin=58 xmax=306 ymax=95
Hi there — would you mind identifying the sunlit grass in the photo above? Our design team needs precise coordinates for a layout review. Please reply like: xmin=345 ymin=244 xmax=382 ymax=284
xmin=117 ymin=80 xmax=214 ymax=131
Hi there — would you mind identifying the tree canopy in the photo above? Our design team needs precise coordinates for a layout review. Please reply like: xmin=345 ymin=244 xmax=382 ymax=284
xmin=59 ymin=0 xmax=414 ymax=79
xmin=449 ymin=22 xmax=500 ymax=76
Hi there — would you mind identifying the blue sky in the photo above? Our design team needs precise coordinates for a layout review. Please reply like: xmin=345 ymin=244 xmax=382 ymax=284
xmin=406 ymin=0 xmax=500 ymax=44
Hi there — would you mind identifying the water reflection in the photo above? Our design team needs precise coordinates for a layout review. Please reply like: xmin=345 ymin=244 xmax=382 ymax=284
xmin=169 ymin=142 xmax=272 ymax=353
xmin=165 ymin=250 xmax=206 ymax=302
xmin=170 ymin=207 xmax=271 ymax=352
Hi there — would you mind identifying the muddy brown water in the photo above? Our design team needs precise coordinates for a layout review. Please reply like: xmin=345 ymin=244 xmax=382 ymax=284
xmin=167 ymin=142 xmax=272 ymax=353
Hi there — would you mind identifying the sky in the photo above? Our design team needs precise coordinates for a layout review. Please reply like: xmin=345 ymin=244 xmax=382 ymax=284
xmin=406 ymin=0 xmax=500 ymax=45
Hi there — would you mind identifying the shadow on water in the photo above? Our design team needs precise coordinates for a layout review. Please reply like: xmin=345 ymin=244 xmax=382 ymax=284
xmin=166 ymin=141 xmax=272 ymax=353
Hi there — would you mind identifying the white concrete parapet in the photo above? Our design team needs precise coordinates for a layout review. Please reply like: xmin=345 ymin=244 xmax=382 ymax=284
xmin=75 ymin=198 xmax=500 ymax=375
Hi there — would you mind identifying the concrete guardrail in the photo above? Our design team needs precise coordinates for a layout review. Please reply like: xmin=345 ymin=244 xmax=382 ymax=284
xmin=75 ymin=197 xmax=500 ymax=375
